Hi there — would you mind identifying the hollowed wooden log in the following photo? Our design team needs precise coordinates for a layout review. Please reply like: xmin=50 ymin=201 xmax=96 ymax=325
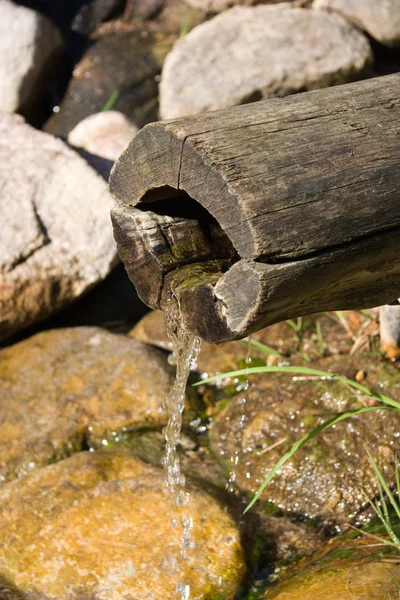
xmin=110 ymin=74 xmax=400 ymax=343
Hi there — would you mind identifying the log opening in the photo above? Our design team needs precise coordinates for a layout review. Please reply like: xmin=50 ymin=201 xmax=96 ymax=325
xmin=110 ymin=74 xmax=400 ymax=343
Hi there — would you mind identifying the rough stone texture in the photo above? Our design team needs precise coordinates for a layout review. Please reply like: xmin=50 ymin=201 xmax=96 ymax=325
xmin=0 ymin=448 xmax=246 ymax=599
xmin=129 ymin=310 xmax=377 ymax=377
xmin=159 ymin=6 xmax=373 ymax=119
xmin=68 ymin=110 xmax=138 ymax=162
xmin=0 ymin=0 xmax=63 ymax=114
xmin=313 ymin=0 xmax=400 ymax=48
xmin=265 ymin=530 xmax=400 ymax=598
xmin=184 ymin=0 xmax=290 ymax=14
xmin=210 ymin=354 xmax=400 ymax=524
xmin=0 ymin=327 xmax=178 ymax=482
xmin=0 ymin=113 xmax=118 ymax=340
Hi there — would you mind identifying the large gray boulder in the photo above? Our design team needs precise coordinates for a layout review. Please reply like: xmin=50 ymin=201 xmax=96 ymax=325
xmin=0 ymin=113 xmax=118 ymax=340
xmin=313 ymin=0 xmax=400 ymax=48
xmin=159 ymin=6 xmax=373 ymax=119
xmin=0 ymin=0 xmax=63 ymax=114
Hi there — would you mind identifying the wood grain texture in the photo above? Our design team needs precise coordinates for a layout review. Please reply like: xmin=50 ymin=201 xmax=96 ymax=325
xmin=110 ymin=74 xmax=400 ymax=342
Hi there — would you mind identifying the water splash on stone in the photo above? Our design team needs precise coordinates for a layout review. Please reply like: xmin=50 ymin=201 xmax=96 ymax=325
xmin=160 ymin=295 xmax=201 ymax=599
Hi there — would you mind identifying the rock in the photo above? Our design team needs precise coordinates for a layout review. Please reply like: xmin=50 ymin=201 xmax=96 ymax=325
xmin=313 ymin=0 xmax=400 ymax=48
xmin=68 ymin=110 xmax=138 ymax=178
xmin=264 ymin=530 xmax=400 ymax=598
xmin=159 ymin=5 xmax=373 ymax=119
xmin=184 ymin=0 xmax=291 ymax=14
xmin=124 ymin=0 xmax=165 ymax=21
xmin=0 ymin=0 xmax=63 ymax=115
xmin=209 ymin=354 xmax=400 ymax=524
xmin=380 ymin=305 xmax=400 ymax=360
xmin=68 ymin=110 xmax=138 ymax=161
xmin=44 ymin=27 xmax=163 ymax=137
xmin=0 ymin=327 xmax=178 ymax=482
xmin=15 ymin=0 xmax=90 ymax=35
xmin=37 ymin=264 xmax=149 ymax=335
xmin=0 ymin=113 xmax=118 ymax=340
xmin=71 ymin=0 xmax=126 ymax=35
xmin=0 ymin=448 xmax=246 ymax=599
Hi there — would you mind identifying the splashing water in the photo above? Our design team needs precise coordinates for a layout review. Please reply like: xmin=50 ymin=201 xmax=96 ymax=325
xmin=226 ymin=336 xmax=252 ymax=493
xmin=160 ymin=296 xmax=201 ymax=599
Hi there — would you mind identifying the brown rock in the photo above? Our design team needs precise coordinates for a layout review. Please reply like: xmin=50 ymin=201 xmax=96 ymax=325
xmin=0 ymin=448 xmax=246 ymax=599
xmin=264 ymin=530 xmax=400 ymax=598
xmin=210 ymin=354 xmax=400 ymax=524
xmin=0 ymin=327 xmax=177 ymax=482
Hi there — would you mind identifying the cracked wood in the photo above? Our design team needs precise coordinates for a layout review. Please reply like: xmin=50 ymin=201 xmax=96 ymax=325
xmin=110 ymin=74 xmax=400 ymax=342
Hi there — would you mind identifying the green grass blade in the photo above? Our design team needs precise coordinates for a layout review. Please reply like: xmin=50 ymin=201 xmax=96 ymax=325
xmin=366 ymin=449 xmax=400 ymax=521
xmin=286 ymin=319 xmax=302 ymax=332
xmin=243 ymin=337 xmax=281 ymax=358
xmin=243 ymin=405 xmax=395 ymax=513
xmin=179 ymin=8 xmax=194 ymax=38
xmin=390 ymin=575 xmax=400 ymax=589
xmin=102 ymin=90 xmax=120 ymax=112
xmin=364 ymin=492 xmax=400 ymax=547
xmin=347 ymin=583 xmax=357 ymax=599
xmin=316 ymin=321 xmax=324 ymax=354
xmin=195 ymin=365 xmax=400 ymax=410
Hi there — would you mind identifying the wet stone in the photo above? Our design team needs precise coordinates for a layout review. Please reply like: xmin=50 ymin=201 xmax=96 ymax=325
xmin=0 ymin=327 xmax=185 ymax=482
xmin=264 ymin=528 xmax=400 ymax=598
xmin=209 ymin=354 xmax=400 ymax=525
xmin=0 ymin=448 xmax=246 ymax=599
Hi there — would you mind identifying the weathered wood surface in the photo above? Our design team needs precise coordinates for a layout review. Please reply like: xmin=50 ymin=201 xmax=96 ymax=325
xmin=110 ymin=74 xmax=400 ymax=342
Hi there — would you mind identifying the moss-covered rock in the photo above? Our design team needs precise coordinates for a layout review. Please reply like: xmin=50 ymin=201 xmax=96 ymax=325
xmin=0 ymin=448 xmax=246 ymax=599
xmin=264 ymin=530 xmax=400 ymax=599
xmin=0 ymin=327 xmax=190 ymax=482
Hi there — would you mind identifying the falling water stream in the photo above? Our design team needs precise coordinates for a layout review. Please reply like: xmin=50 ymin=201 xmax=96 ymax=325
xmin=160 ymin=296 xmax=201 ymax=599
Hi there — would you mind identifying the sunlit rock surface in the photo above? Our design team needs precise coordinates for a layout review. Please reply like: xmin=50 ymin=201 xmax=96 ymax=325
xmin=264 ymin=528 xmax=400 ymax=598
xmin=0 ymin=114 xmax=118 ymax=340
xmin=210 ymin=355 xmax=400 ymax=524
xmin=0 ymin=327 xmax=180 ymax=482
xmin=314 ymin=0 xmax=400 ymax=48
xmin=0 ymin=449 xmax=246 ymax=599
xmin=0 ymin=0 xmax=63 ymax=114
xmin=160 ymin=5 xmax=372 ymax=119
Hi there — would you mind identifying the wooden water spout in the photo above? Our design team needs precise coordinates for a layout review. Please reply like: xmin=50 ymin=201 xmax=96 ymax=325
xmin=110 ymin=74 xmax=400 ymax=343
